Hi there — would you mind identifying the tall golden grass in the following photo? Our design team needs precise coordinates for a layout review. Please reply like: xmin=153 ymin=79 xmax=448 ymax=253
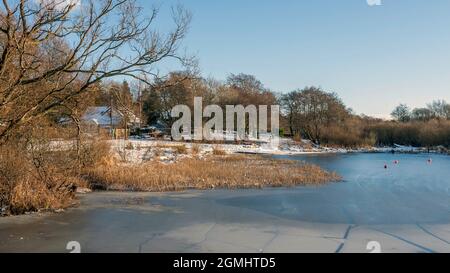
xmin=191 ymin=144 xmax=200 ymax=154
xmin=0 ymin=129 xmax=109 ymax=215
xmin=155 ymin=143 xmax=188 ymax=154
xmin=0 ymin=145 xmax=80 ymax=215
xmin=1 ymin=128 xmax=340 ymax=216
xmin=9 ymin=177 xmax=77 ymax=215
xmin=212 ymin=145 xmax=227 ymax=155
xmin=85 ymin=155 xmax=341 ymax=192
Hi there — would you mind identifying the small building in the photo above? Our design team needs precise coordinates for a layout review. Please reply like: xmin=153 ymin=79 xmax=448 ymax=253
xmin=82 ymin=106 xmax=140 ymax=138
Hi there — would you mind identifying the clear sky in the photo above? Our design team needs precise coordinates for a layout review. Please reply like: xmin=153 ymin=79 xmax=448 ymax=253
xmin=139 ymin=0 xmax=450 ymax=118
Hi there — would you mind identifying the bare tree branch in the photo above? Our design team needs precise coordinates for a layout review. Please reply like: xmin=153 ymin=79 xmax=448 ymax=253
xmin=0 ymin=0 xmax=194 ymax=142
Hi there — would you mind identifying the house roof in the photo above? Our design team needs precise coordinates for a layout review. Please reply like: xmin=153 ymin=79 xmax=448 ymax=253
xmin=82 ymin=106 xmax=140 ymax=127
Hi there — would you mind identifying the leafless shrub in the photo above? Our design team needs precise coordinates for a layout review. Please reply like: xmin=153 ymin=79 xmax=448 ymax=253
xmin=79 ymin=138 xmax=111 ymax=167
xmin=0 ymin=125 xmax=108 ymax=215
xmin=115 ymin=140 xmax=129 ymax=162
xmin=191 ymin=144 xmax=200 ymax=154
xmin=293 ymin=133 xmax=302 ymax=143
xmin=0 ymin=142 xmax=79 ymax=215
xmin=9 ymin=176 xmax=77 ymax=215
xmin=125 ymin=142 xmax=134 ymax=150
xmin=153 ymin=147 xmax=162 ymax=157
xmin=173 ymin=145 xmax=187 ymax=154
xmin=212 ymin=145 xmax=227 ymax=155
xmin=0 ymin=145 xmax=26 ymax=213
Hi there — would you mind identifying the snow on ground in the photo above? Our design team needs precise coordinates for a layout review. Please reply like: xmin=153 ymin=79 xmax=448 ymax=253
xmin=112 ymin=139 xmax=203 ymax=164
xmin=108 ymin=138 xmax=353 ymax=165
xmin=0 ymin=206 xmax=7 ymax=217
xmin=47 ymin=137 xmax=448 ymax=165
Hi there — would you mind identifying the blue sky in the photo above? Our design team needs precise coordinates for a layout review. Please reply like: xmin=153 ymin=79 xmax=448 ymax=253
xmin=139 ymin=0 xmax=450 ymax=118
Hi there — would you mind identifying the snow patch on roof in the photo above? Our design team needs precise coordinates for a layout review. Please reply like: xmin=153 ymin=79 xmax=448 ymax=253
xmin=82 ymin=107 xmax=122 ymax=127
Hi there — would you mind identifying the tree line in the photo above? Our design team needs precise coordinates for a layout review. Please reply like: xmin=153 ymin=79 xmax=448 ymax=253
xmin=376 ymin=101 xmax=450 ymax=147
xmin=391 ymin=101 xmax=450 ymax=122
xmin=1 ymin=0 xmax=448 ymax=150
xmin=0 ymin=0 xmax=193 ymax=145
xmin=90 ymin=75 xmax=450 ymax=149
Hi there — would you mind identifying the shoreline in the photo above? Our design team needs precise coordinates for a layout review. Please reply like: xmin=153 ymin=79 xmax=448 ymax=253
xmin=1 ymin=152 xmax=340 ymax=218
xmin=49 ymin=138 xmax=449 ymax=159
xmin=2 ymin=140 xmax=446 ymax=217
xmin=85 ymin=154 xmax=341 ymax=192
xmin=118 ymin=138 xmax=450 ymax=157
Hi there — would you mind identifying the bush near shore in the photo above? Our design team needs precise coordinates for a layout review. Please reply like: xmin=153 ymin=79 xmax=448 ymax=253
xmin=0 ymin=126 xmax=107 ymax=216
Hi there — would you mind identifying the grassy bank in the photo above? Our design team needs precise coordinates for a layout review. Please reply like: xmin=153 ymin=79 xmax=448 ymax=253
xmin=0 ymin=130 xmax=107 ymax=216
xmin=85 ymin=155 xmax=341 ymax=192
xmin=1 ymin=137 xmax=340 ymax=216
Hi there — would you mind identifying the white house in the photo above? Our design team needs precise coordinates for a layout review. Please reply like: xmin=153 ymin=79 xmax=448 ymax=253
xmin=82 ymin=106 xmax=140 ymax=130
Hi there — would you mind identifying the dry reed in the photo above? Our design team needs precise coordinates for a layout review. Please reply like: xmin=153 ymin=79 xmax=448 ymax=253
xmin=85 ymin=155 xmax=341 ymax=192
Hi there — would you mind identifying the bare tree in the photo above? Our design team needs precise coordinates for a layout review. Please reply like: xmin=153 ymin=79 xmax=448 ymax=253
xmin=427 ymin=100 xmax=450 ymax=120
xmin=281 ymin=90 xmax=301 ymax=136
xmin=391 ymin=104 xmax=411 ymax=122
xmin=411 ymin=107 xmax=434 ymax=122
xmin=281 ymin=87 xmax=349 ymax=144
xmin=0 ymin=0 xmax=194 ymax=143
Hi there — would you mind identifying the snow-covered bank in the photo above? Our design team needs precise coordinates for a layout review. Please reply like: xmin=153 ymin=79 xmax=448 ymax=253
xmin=368 ymin=144 xmax=449 ymax=154
xmin=110 ymin=138 xmax=342 ymax=164
xmin=107 ymin=138 xmax=448 ymax=164
xmin=47 ymin=138 xmax=448 ymax=165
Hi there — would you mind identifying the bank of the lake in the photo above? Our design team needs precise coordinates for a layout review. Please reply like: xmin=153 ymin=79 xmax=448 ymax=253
xmin=1 ymin=153 xmax=449 ymax=253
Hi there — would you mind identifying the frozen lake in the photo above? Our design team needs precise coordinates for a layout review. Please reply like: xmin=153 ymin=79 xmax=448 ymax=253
xmin=0 ymin=153 xmax=449 ymax=253
xmin=257 ymin=153 xmax=450 ymax=225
